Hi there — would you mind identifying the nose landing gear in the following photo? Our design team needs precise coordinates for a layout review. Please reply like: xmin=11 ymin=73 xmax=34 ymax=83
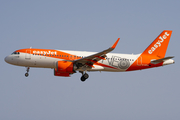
xmin=25 ymin=67 xmax=30 ymax=77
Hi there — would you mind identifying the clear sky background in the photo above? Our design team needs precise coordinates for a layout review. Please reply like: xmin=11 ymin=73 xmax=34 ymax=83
xmin=0 ymin=0 xmax=180 ymax=120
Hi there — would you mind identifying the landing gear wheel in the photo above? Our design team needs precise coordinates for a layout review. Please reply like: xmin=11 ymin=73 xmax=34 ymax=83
xmin=80 ymin=73 xmax=89 ymax=82
xmin=84 ymin=73 xmax=89 ymax=79
xmin=25 ymin=67 xmax=30 ymax=77
xmin=81 ymin=76 xmax=86 ymax=82
xmin=25 ymin=73 xmax=29 ymax=77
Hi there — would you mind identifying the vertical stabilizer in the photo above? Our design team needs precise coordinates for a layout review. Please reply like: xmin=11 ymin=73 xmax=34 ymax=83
xmin=142 ymin=30 xmax=172 ymax=58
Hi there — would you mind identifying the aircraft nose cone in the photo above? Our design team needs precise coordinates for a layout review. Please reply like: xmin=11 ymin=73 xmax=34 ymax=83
xmin=4 ymin=56 xmax=10 ymax=63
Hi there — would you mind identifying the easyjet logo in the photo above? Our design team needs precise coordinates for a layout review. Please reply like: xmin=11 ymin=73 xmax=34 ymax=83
xmin=33 ymin=51 xmax=57 ymax=55
xmin=148 ymin=32 xmax=170 ymax=54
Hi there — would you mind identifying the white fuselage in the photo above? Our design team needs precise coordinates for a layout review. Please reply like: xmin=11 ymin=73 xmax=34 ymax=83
xmin=5 ymin=50 xmax=140 ymax=72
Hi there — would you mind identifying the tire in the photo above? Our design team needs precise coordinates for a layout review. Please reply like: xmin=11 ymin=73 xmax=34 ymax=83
xmin=81 ymin=76 xmax=86 ymax=82
xmin=80 ymin=73 xmax=89 ymax=82
xmin=25 ymin=73 xmax=29 ymax=77
xmin=83 ymin=73 xmax=89 ymax=79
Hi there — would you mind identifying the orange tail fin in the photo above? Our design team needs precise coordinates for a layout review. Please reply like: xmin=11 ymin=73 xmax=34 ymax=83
xmin=142 ymin=30 xmax=172 ymax=58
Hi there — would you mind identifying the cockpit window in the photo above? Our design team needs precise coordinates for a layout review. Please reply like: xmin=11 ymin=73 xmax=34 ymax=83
xmin=11 ymin=52 xmax=20 ymax=55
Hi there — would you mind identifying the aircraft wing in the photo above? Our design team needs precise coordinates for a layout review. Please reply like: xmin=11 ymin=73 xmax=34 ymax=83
xmin=74 ymin=38 xmax=120 ymax=67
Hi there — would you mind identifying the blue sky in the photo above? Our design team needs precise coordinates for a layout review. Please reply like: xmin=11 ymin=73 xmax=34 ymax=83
xmin=1 ymin=0 xmax=180 ymax=120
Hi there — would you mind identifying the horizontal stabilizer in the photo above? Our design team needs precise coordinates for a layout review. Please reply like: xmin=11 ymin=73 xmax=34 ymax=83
xmin=151 ymin=56 xmax=174 ymax=64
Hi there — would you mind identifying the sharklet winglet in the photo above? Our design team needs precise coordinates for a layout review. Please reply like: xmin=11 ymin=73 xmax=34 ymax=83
xmin=111 ymin=38 xmax=120 ymax=49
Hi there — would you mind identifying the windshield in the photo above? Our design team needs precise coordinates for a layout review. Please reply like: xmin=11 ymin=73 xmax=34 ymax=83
xmin=11 ymin=52 xmax=20 ymax=55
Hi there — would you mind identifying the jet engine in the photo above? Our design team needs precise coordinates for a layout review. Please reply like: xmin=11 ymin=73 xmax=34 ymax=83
xmin=54 ymin=61 xmax=77 ymax=77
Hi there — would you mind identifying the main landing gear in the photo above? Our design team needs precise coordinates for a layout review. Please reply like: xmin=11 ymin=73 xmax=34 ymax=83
xmin=80 ymin=71 xmax=89 ymax=82
xmin=25 ymin=67 xmax=30 ymax=77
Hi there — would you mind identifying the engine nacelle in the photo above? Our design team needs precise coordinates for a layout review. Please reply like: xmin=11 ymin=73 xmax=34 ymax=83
xmin=54 ymin=61 xmax=76 ymax=77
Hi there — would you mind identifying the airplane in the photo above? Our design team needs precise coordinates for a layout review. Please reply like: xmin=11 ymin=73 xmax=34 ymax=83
xmin=4 ymin=30 xmax=175 ymax=82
